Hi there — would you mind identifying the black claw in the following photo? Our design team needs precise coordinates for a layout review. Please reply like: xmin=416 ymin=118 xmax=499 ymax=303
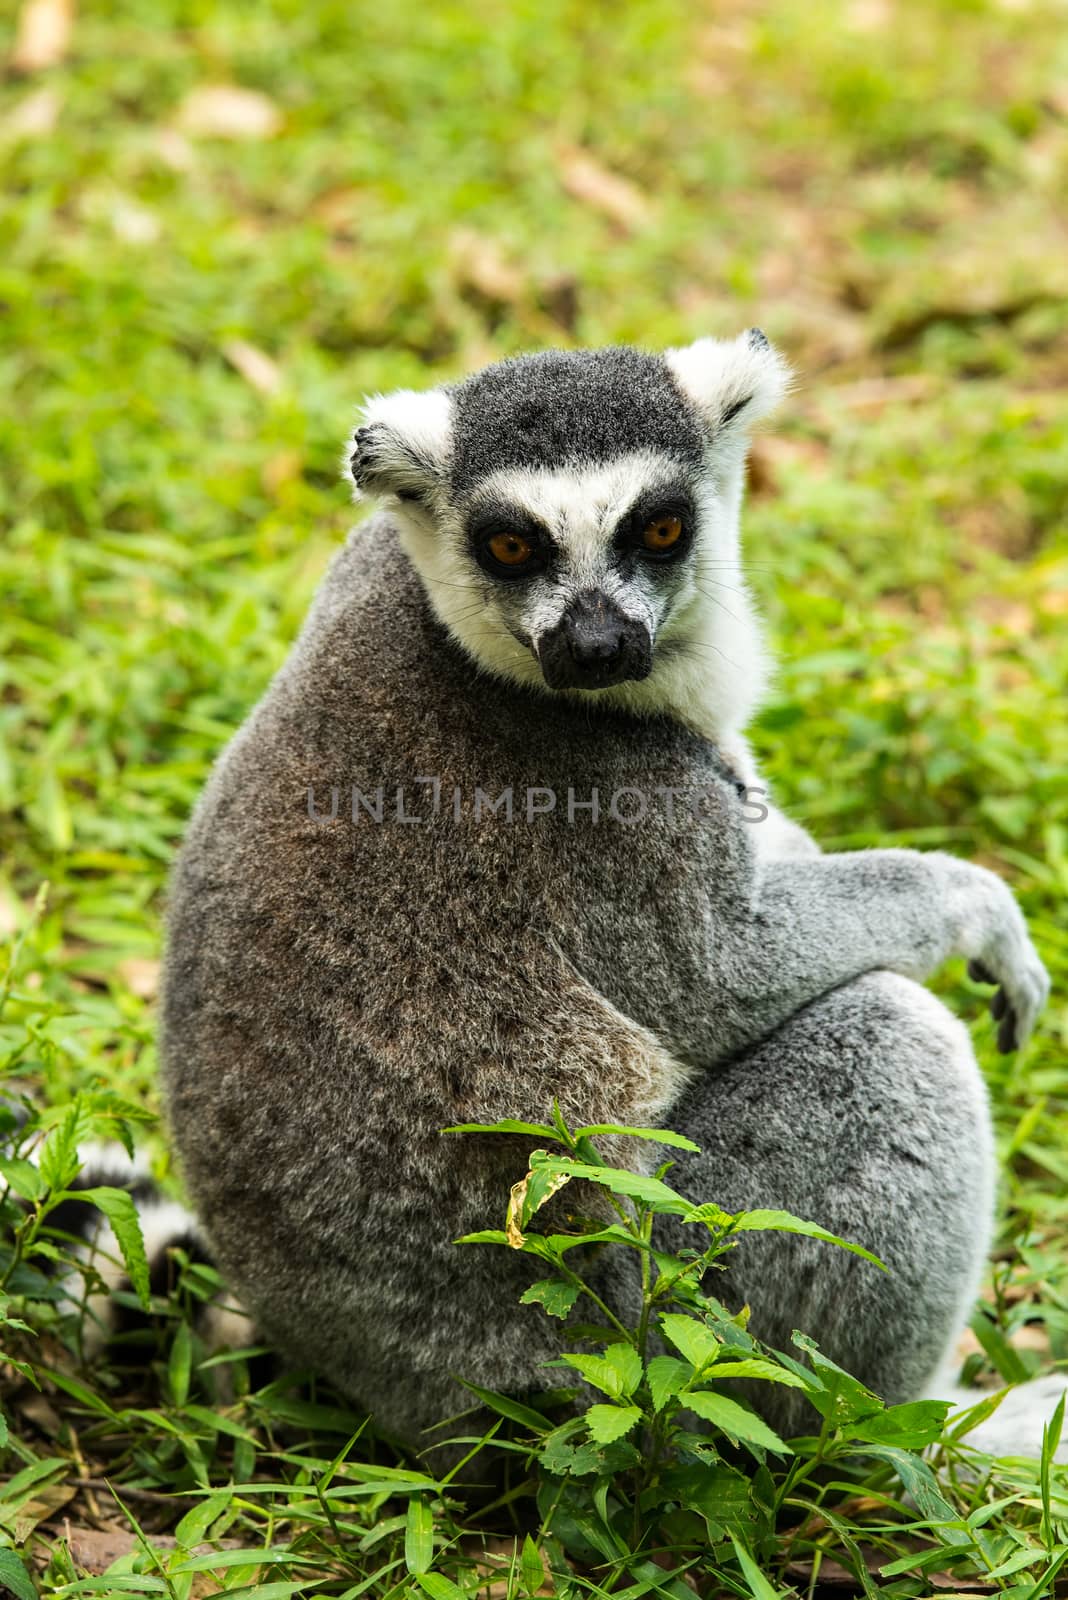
xmin=991 ymin=988 xmax=1008 ymax=1021
xmin=997 ymin=1013 xmax=1018 ymax=1053
xmin=968 ymin=959 xmax=996 ymax=985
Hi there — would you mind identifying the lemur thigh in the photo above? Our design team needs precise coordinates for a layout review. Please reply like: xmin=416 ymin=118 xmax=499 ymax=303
xmin=658 ymin=971 xmax=994 ymax=1436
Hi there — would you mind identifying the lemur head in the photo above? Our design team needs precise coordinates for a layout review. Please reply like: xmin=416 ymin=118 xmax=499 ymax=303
xmin=346 ymin=332 xmax=790 ymax=738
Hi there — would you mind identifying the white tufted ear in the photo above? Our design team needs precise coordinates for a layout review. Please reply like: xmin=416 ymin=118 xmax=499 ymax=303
xmin=345 ymin=387 xmax=453 ymax=504
xmin=665 ymin=328 xmax=791 ymax=438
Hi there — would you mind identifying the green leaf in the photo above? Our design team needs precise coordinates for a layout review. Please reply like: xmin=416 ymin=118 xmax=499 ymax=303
xmin=521 ymin=1533 xmax=544 ymax=1596
xmin=37 ymin=1101 xmax=84 ymax=1192
xmin=0 ymin=1158 xmax=44 ymax=1204
xmin=519 ymin=1279 xmax=581 ymax=1319
xmin=443 ymin=1120 xmax=558 ymax=1140
xmin=174 ymin=1492 xmax=230 ymax=1549
xmin=791 ymin=1333 xmax=883 ymax=1425
xmin=854 ymin=1444 xmax=968 ymax=1544
xmin=660 ymin=1462 xmax=758 ymax=1539
xmin=416 ymin=1577 xmax=466 ymax=1600
xmin=0 ymin=1457 xmax=72 ymax=1508
xmin=457 ymin=1380 xmax=553 ymax=1431
xmin=45 ymin=1369 xmax=120 ymax=1420
xmin=561 ymin=1352 xmax=626 ymax=1399
xmin=730 ymin=1209 xmax=887 ymax=1270
xmin=0 ymin=1548 xmax=37 ymax=1600
xmin=707 ymin=1359 xmax=808 ymax=1390
xmin=537 ymin=1415 xmax=589 ymax=1475
xmin=404 ymin=1495 xmax=434 ymax=1575
xmin=218 ymin=1586 xmax=322 ymax=1600
xmin=76 ymin=1186 xmax=151 ymax=1309
xmin=586 ymin=1403 xmax=641 ymax=1444
xmin=528 ymin=1153 xmax=691 ymax=1214
xmin=729 ymin=1530 xmax=790 ymax=1600
xmin=604 ymin=1340 xmax=643 ymax=1397
xmin=659 ymin=1313 xmax=720 ymax=1372
xmin=647 ymin=1355 xmax=692 ymax=1412
xmin=171 ymin=1546 xmax=309 ymax=1573
xmin=168 ymin=1319 xmax=193 ymax=1408
xmin=685 ymin=1391 xmax=789 ymax=1454
xmin=970 ymin=1306 xmax=1031 ymax=1384
xmin=572 ymin=1124 xmax=701 ymax=1151
xmin=520 ymin=1160 xmax=572 ymax=1227
xmin=848 ymin=1399 xmax=950 ymax=1449
xmin=1041 ymin=1387 xmax=1066 ymax=1551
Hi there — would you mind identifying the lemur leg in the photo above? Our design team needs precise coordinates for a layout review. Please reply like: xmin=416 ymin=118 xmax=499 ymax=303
xmin=657 ymin=970 xmax=995 ymax=1437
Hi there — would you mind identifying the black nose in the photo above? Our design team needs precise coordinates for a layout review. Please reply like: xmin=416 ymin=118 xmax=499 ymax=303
xmin=537 ymin=592 xmax=652 ymax=690
xmin=569 ymin=618 xmax=624 ymax=670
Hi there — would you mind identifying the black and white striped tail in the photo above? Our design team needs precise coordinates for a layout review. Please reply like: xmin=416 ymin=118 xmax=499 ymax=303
xmin=47 ymin=1141 xmax=253 ymax=1362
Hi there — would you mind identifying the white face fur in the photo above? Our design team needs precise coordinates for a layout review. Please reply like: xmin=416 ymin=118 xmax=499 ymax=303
xmin=346 ymin=332 xmax=790 ymax=746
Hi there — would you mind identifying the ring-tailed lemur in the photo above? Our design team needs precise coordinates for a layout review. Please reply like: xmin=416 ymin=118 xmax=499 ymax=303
xmin=83 ymin=335 xmax=1064 ymax=1459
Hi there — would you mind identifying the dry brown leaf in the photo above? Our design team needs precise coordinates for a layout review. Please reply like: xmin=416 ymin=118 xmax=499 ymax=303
xmin=60 ymin=1523 xmax=243 ymax=1581
xmin=177 ymin=84 xmax=282 ymax=141
xmin=63 ymin=1522 xmax=141 ymax=1575
xmin=555 ymin=145 xmax=652 ymax=234
xmin=117 ymin=956 xmax=160 ymax=999
xmin=449 ymin=228 xmax=526 ymax=304
xmin=13 ymin=1481 xmax=75 ymax=1543
xmin=222 ymin=339 xmax=282 ymax=396
xmin=11 ymin=0 xmax=74 ymax=72
xmin=2 ymin=85 xmax=60 ymax=140
xmin=505 ymin=1174 xmax=529 ymax=1249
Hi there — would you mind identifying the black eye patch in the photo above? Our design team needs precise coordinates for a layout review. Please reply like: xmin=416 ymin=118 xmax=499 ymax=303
xmin=466 ymin=501 xmax=556 ymax=581
xmin=612 ymin=485 xmax=697 ymax=564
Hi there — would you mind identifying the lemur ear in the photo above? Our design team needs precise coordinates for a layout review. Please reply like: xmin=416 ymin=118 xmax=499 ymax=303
xmin=345 ymin=387 xmax=452 ymax=504
xmin=664 ymin=328 xmax=791 ymax=439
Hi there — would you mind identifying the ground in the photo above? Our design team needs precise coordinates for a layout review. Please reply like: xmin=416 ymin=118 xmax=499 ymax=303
xmin=0 ymin=0 xmax=1066 ymax=1594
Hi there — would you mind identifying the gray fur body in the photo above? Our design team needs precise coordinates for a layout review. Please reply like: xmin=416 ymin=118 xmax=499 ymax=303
xmin=161 ymin=337 xmax=1049 ymax=1457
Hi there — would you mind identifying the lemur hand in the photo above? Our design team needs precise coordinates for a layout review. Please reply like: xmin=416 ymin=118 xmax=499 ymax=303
xmin=936 ymin=856 xmax=1050 ymax=1051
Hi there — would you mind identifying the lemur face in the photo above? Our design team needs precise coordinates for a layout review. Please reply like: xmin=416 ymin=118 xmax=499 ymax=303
xmin=347 ymin=333 xmax=789 ymax=704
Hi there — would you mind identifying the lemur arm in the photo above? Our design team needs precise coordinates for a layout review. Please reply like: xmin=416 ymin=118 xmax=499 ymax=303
xmin=696 ymin=848 xmax=1049 ymax=1063
xmin=454 ymin=945 xmax=695 ymax=1132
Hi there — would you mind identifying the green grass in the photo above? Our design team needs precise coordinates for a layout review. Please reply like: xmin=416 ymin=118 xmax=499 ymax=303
xmin=1 ymin=0 xmax=1067 ymax=1591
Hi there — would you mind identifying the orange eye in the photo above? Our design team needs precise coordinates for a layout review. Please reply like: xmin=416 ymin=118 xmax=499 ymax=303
xmin=488 ymin=531 xmax=535 ymax=567
xmin=642 ymin=514 xmax=683 ymax=552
